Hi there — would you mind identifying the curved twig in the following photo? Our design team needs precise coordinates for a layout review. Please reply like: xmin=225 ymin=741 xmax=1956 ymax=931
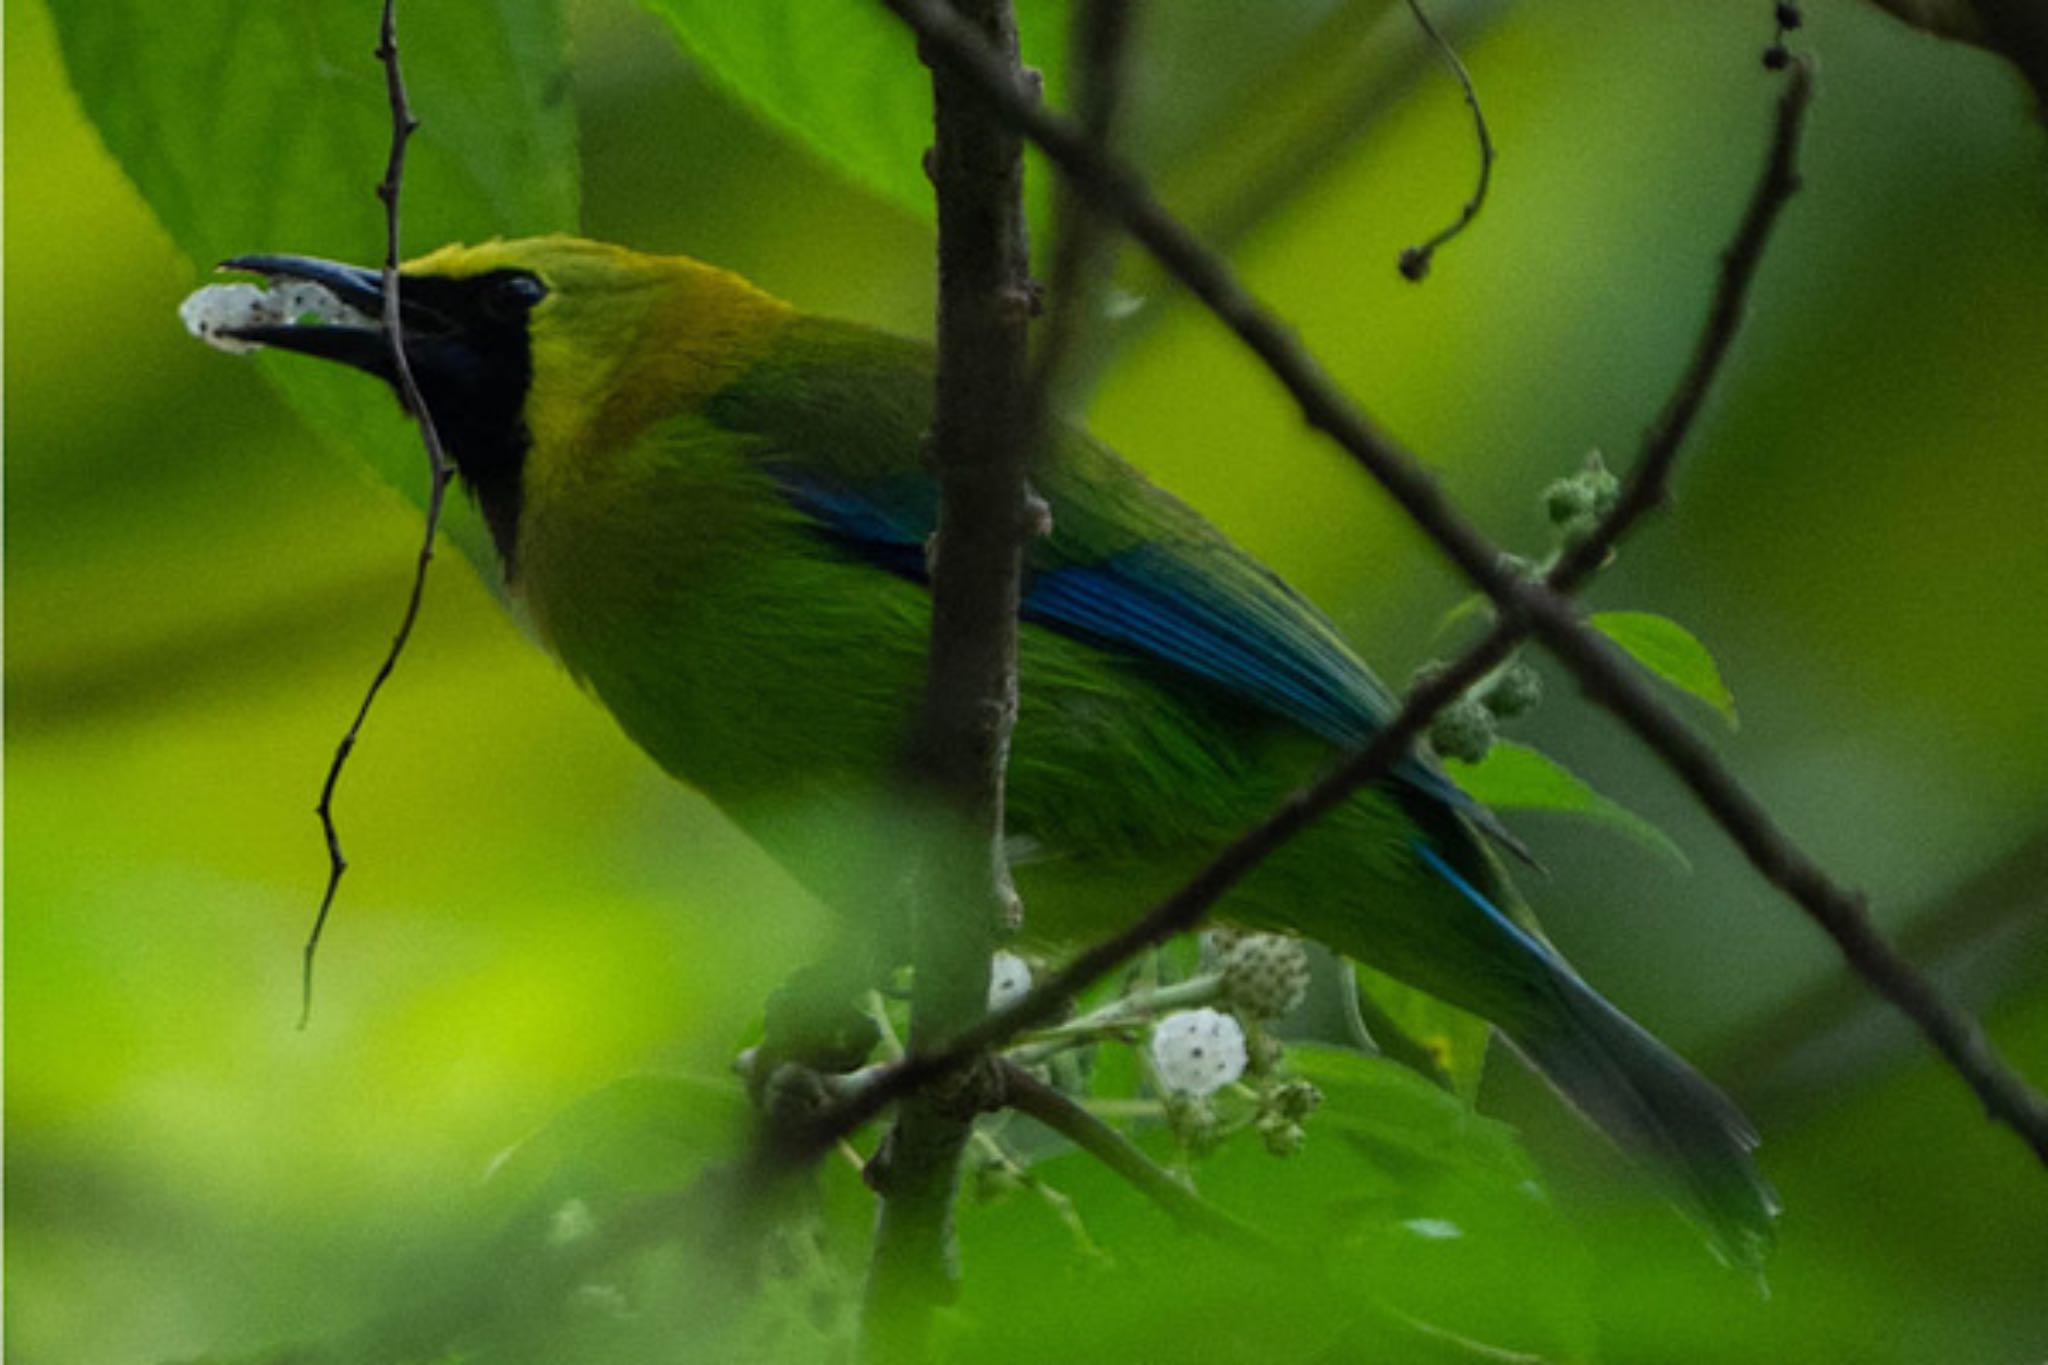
xmin=1396 ymin=0 xmax=1497 ymax=281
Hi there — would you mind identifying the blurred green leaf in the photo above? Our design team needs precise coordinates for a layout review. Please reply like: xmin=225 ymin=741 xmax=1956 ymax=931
xmin=47 ymin=0 xmax=579 ymax=570
xmin=631 ymin=1 xmax=1438 ymax=243
xmin=1273 ymin=1047 xmax=1596 ymax=1360
xmin=1283 ymin=1044 xmax=1540 ymax=1187
xmin=1589 ymin=610 xmax=1739 ymax=729
xmin=1453 ymin=739 xmax=1691 ymax=871
xmin=955 ymin=1044 xmax=1592 ymax=1362
xmin=485 ymin=1073 xmax=749 ymax=1208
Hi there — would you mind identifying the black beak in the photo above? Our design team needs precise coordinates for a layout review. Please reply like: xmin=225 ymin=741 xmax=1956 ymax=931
xmin=213 ymin=254 xmax=444 ymax=379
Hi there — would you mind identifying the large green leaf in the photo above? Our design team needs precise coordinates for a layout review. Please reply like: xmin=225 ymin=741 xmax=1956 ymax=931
xmin=635 ymin=0 xmax=1066 ymax=223
xmin=49 ymin=0 xmax=579 ymax=569
xmin=633 ymin=1 xmax=1468 ymax=231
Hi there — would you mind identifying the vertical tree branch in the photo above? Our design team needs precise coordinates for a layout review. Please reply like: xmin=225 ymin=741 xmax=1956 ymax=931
xmin=863 ymin=0 xmax=1039 ymax=1352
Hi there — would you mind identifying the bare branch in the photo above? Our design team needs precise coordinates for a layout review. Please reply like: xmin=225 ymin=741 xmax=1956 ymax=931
xmin=847 ymin=11 xmax=2048 ymax=1168
xmin=301 ymin=0 xmax=455 ymax=1028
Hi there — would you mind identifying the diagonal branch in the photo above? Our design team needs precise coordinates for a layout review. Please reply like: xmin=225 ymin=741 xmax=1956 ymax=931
xmin=301 ymin=0 xmax=456 ymax=1028
xmin=858 ymin=6 xmax=2048 ymax=1168
xmin=998 ymin=1060 xmax=1271 ymax=1247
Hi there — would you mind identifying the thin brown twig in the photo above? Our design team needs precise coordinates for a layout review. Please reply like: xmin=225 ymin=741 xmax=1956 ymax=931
xmin=1396 ymin=0 xmax=1497 ymax=281
xmin=1027 ymin=0 xmax=1135 ymax=416
xmin=998 ymin=1060 xmax=1272 ymax=1248
xmin=831 ymin=13 xmax=2048 ymax=1168
xmin=1545 ymin=69 xmax=1806 ymax=595
xmin=300 ymin=0 xmax=456 ymax=1029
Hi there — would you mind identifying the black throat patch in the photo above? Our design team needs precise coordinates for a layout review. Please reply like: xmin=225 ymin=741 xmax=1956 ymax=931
xmin=396 ymin=270 xmax=542 ymax=577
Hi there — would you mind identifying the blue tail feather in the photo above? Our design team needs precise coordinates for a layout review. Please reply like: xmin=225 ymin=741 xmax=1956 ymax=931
xmin=1413 ymin=841 xmax=1780 ymax=1274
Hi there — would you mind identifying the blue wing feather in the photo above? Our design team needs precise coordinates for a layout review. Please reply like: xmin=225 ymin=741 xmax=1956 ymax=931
xmin=717 ymin=320 xmax=1517 ymax=851
xmin=760 ymin=458 xmax=1498 ymax=829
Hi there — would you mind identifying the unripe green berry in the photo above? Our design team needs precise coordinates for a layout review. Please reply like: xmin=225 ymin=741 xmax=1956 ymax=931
xmin=1218 ymin=932 xmax=1312 ymax=1020
xmin=1271 ymin=1079 xmax=1324 ymax=1122
xmin=1545 ymin=451 xmax=1621 ymax=546
xmin=1481 ymin=662 xmax=1542 ymax=719
xmin=1581 ymin=450 xmax=1620 ymax=517
xmin=1430 ymin=696 xmax=1496 ymax=763
xmin=1246 ymin=1027 xmax=1287 ymax=1077
xmin=1542 ymin=479 xmax=1594 ymax=528
xmin=1257 ymin=1113 xmax=1307 ymax=1157
xmin=1202 ymin=925 xmax=1248 ymax=963
xmin=1166 ymin=1094 xmax=1223 ymax=1153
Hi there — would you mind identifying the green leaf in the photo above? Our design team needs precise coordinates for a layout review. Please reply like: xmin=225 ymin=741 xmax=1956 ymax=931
xmin=957 ymin=1046 xmax=1594 ymax=1363
xmin=1352 ymin=961 xmax=1493 ymax=1101
xmin=632 ymin=1 xmax=1448 ymax=234
xmin=635 ymin=0 xmax=1069 ymax=224
xmin=49 ymin=0 xmax=579 ymax=571
xmin=1590 ymin=610 xmax=1739 ymax=729
xmin=1454 ymin=739 xmax=1691 ymax=871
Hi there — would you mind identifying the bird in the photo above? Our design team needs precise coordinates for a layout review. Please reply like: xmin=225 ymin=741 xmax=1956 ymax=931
xmin=194 ymin=233 xmax=1777 ymax=1270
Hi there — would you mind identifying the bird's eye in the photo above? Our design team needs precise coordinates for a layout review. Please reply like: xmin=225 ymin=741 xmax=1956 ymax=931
xmin=482 ymin=271 xmax=547 ymax=321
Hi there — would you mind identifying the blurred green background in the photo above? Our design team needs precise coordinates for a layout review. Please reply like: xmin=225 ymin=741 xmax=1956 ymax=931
xmin=9 ymin=0 xmax=2048 ymax=1360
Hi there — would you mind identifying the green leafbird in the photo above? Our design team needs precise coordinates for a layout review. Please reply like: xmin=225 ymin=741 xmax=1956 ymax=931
xmin=190 ymin=234 xmax=1776 ymax=1269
